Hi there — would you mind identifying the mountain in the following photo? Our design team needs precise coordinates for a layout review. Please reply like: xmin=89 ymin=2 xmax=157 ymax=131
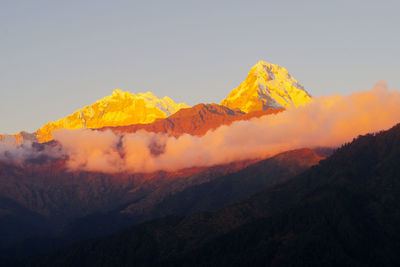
xmin=0 ymin=160 xmax=246 ymax=256
xmin=0 ymin=158 xmax=244 ymax=223
xmin=29 ymin=123 xmax=400 ymax=266
xmin=0 ymin=60 xmax=321 ymax=262
xmin=1 ymin=60 xmax=311 ymax=144
xmin=0 ymin=90 xmax=189 ymax=143
xmin=0 ymin=152 xmax=255 ymax=249
xmin=221 ymin=61 xmax=312 ymax=112
xmin=35 ymin=89 xmax=189 ymax=143
xmin=106 ymin=103 xmax=282 ymax=137
xmin=120 ymin=148 xmax=322 ymax=219
xmin=63 ymin=149 xmax=321 ymax=239
xmin=0 ymin=149 xmax=322 ymax=257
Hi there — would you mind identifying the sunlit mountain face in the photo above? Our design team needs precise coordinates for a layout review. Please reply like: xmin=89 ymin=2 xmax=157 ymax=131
xmin=35 ymin=90 xmax=190 ymax=143
xmin=221 ymin=60 xmax=312 ymax=112
xmin=0 ymin=61 xmax=307 ymax=145
xmin=0 ymin=90 xmax=189 ymax=144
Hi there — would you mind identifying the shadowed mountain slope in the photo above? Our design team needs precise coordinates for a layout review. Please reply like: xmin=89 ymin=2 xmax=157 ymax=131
xmin=105 ymin=103 xmax=282 ymax=137
xmin=0 ymin=148 xmax=321 ymax=258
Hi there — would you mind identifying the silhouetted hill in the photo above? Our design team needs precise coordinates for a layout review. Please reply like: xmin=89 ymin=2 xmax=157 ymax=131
xmin=29 ymin=123 xmax=400 ymax=266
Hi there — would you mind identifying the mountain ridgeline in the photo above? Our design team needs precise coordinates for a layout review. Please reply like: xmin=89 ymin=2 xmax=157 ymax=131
xmin=104 ymin=103 xmax=283 ymax=137
xmin=0 ymin=60 xmax=309 ymax=144
xmin=0 ymin=90 xmax=190 ymax=144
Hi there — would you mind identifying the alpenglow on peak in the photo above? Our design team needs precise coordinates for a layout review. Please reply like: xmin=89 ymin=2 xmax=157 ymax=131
xmin=221 ymin=61 xmax=312 ymax=113
xmin=33 ymin=89 xmax=190 ymax=143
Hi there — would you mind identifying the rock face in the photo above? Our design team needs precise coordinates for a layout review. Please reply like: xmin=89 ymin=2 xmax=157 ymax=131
xmin=106 ymin=103 xmax=282 ymax=137
xmin=221 ymin=61 xmax=312 ymax=113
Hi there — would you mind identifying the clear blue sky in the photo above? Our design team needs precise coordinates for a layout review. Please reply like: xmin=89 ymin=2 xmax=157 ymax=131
xmin=1 ymin=0 xmax=399 ymax=134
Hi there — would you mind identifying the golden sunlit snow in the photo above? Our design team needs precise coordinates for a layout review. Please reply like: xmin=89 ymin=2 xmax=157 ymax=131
xmin=34 ymin=89 xmax=189 ymax=143
xmin=221 ymin=61 xmax=312 ymax=113
xmin=0 ymin=61 xmax=313 ymax=145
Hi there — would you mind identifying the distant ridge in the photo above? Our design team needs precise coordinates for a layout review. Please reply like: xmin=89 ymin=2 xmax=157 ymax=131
xmin=106 ymin=103 xmax=282 ymax=137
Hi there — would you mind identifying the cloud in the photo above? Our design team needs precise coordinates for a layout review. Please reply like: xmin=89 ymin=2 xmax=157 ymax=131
xmin=49 ymin=81 xmax=400 ymax=173
xmin=2 ymin=82 xmax=400 ymax=173
xmin=0 ymin=141 xmax=63 ymax=165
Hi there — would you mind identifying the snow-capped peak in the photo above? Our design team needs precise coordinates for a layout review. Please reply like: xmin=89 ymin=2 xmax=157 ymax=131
xmin=221 ymin=61 xmax=312 ymax=113
xmin=33 ymin=89 xmax=189 ymax=143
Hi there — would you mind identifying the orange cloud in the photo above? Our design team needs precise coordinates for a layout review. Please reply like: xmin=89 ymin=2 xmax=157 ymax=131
xmin=49 ymin=81 xmax=400 ymax=173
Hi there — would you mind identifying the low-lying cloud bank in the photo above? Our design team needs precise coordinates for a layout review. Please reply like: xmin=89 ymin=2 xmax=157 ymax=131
xmin=0 ymin=141 xmax=63 ymax=165
xmin=2 ymin=82 xmax=400 ymax=173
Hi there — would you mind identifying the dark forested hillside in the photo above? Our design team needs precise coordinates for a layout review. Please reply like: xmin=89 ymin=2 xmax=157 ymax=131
xmin=0 ymin=149 xmax=321 ymax=256
xmin=56 ymin=148 xmax=321 ymax=241
xmin=0 ymin=149 xmax=320 ymax=258
xmin=28 ymin=124 xmax=400 ymax=266
xmin=143 ymin=148 xmax=322 ymax=218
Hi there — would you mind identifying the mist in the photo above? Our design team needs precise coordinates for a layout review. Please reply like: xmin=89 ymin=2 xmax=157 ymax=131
xmin=0 ymin=141 xmax=63 ymax=165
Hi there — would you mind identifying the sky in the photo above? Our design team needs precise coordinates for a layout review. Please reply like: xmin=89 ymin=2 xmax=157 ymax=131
xmin=1 ymin=0 xmax=399 ymax=134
